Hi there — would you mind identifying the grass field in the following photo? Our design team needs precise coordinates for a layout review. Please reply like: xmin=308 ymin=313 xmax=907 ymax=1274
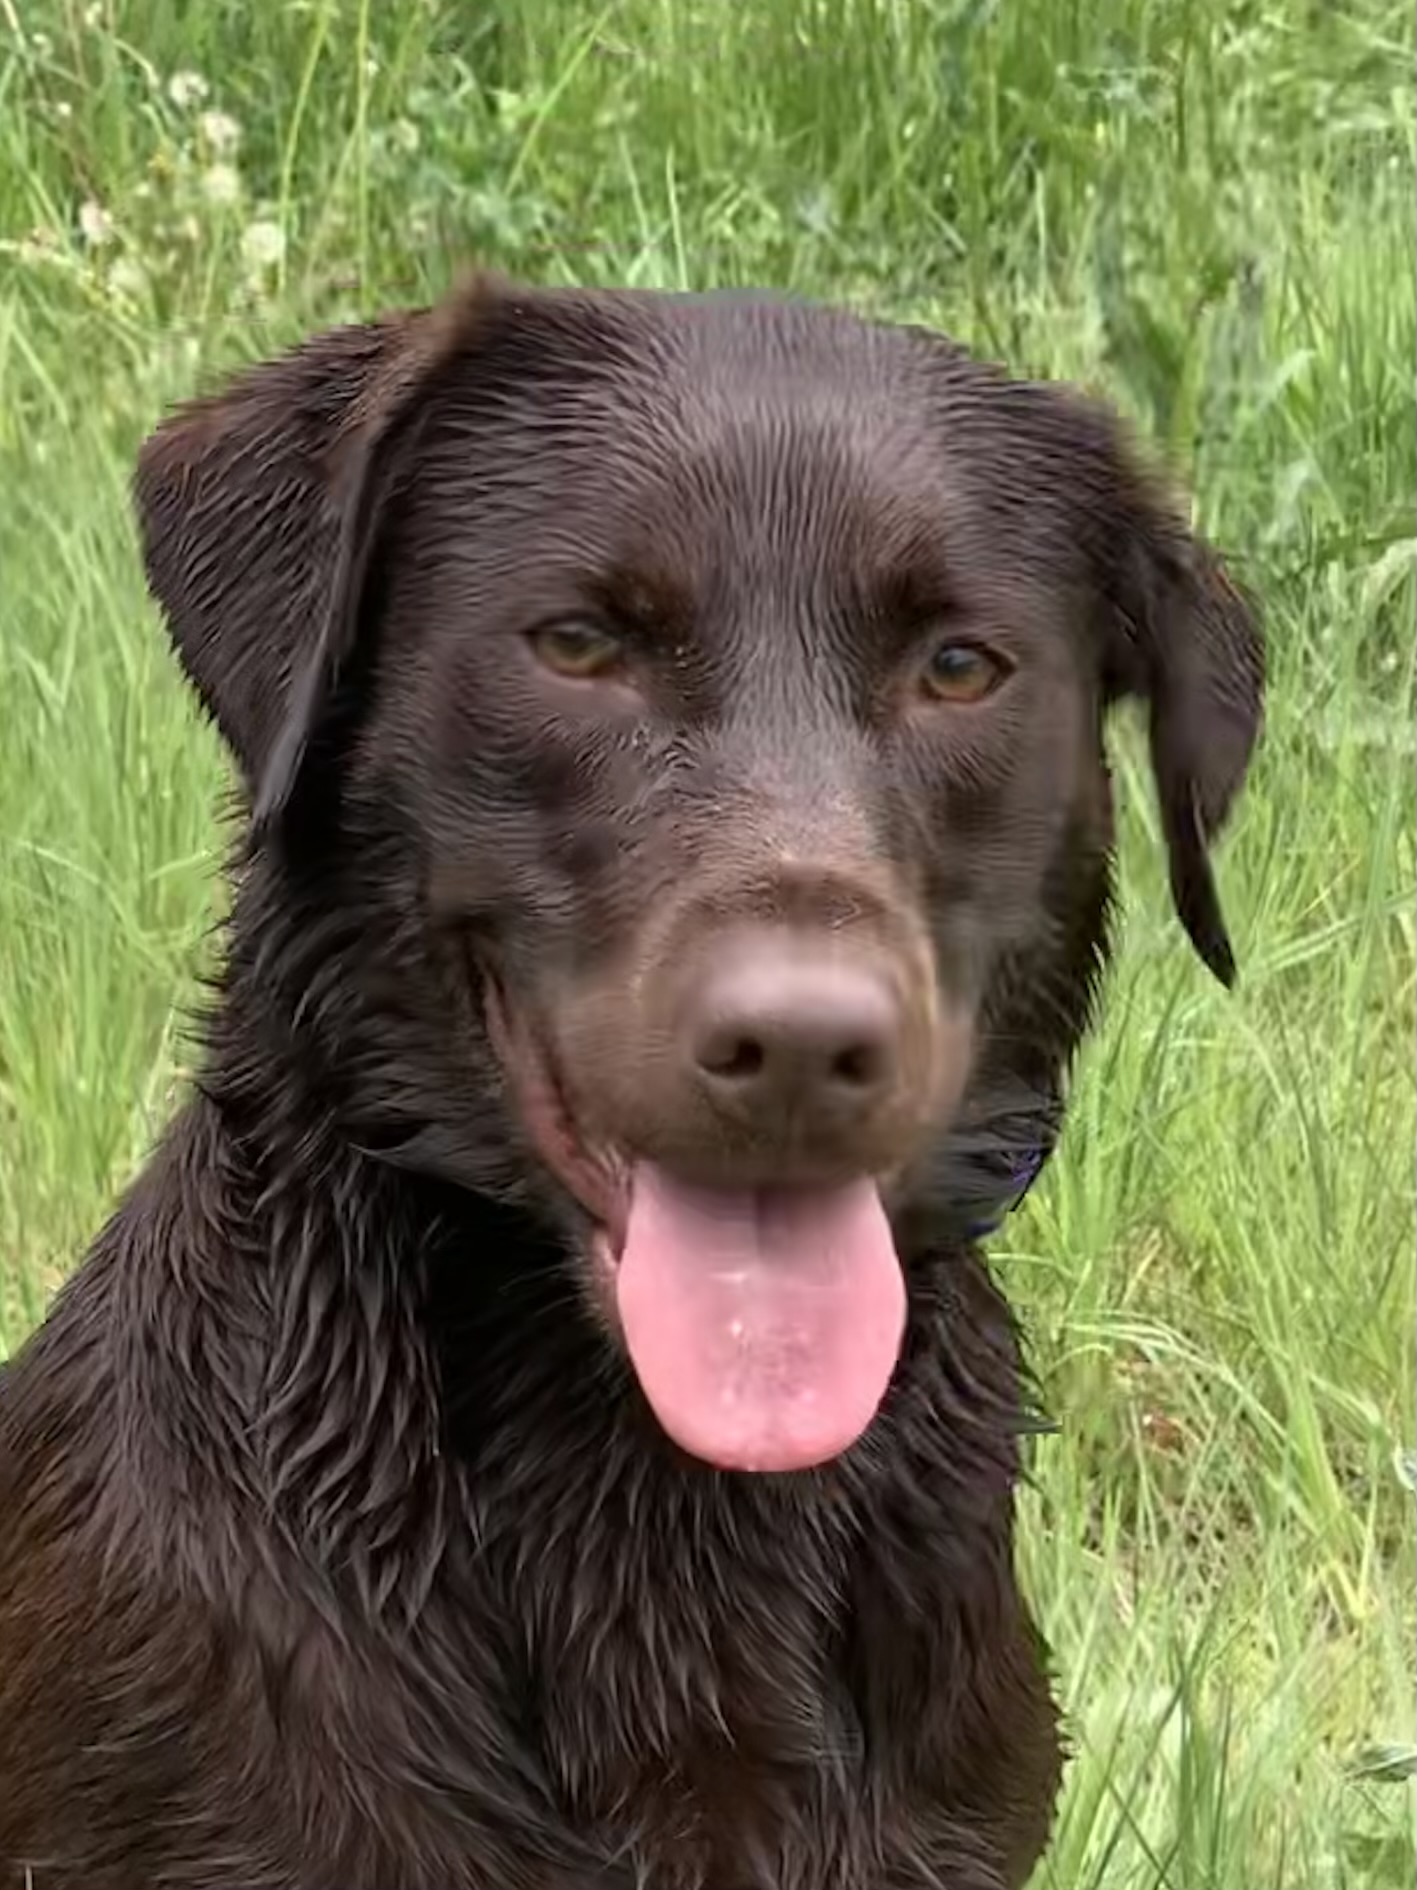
xmin=1 ymin=2 xmax=1413 ymax=1883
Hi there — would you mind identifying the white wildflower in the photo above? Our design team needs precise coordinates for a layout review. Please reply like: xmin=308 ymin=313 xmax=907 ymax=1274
xmin=241 ymin=219 xmax=286 ymax=275
xmin=78 ymin=198 xmax=114 ymax=246
xmin=168 ymin=70 xmax=209 ymax=110
xmin=198 ymin=110 xmax=241 ymax=157
xmin=201 ymin=163 xmax=242 ymax=207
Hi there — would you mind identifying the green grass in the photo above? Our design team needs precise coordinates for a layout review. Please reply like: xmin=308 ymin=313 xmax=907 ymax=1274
xmin=1 ymin=1 xmax=1413 ymax=1883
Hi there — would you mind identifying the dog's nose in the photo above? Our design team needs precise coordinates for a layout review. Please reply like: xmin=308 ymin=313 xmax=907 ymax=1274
xmin=687 ymin=931 xmax=903 ymax=1139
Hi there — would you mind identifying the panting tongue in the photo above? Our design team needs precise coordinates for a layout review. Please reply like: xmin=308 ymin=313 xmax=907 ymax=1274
xmin=615 ymin=1164 xmax=906 ymax=1473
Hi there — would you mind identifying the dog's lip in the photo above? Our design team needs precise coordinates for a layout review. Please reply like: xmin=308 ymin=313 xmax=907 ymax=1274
xmin=481 ymin=978 xmax=630 ymax=1248
xmin=479 ymin=972 xmax=914 ymax=1255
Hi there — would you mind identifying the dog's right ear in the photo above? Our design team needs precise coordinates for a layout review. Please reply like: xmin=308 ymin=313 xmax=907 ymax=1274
xmin=134 ymin=277 xmax=501 ymax=833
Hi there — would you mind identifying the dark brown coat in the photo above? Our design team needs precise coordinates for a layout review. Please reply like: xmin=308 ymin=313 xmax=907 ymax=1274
xmin=0 ymin=277 xmax=1262 ymax=1889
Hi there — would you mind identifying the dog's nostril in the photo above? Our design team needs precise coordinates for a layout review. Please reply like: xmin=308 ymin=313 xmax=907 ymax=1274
xmin=699 ymin=1032 xmax=767 ymax=1083
xmin=831 ymin=1041 xmax=883 ymax=1090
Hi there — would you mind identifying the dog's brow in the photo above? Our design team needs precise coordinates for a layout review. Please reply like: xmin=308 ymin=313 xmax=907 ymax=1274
xmin=826 ymin=501 xmax=957 ymax=633
xmin=590 ymin=561 xmax=696 ymax=637
xmin=866 ymin=554 xmax=958 ymax=630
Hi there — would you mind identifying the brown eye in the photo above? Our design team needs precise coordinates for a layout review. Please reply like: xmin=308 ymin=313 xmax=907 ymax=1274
xmin=921 ymin=640 xmax=1009 ymax=704
xmin=528 ymin=622 xmax=625 ymax=681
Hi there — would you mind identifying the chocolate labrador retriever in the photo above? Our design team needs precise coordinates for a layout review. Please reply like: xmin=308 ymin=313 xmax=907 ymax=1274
xmin=0 ymin=275 xmax=1261 ymax=1890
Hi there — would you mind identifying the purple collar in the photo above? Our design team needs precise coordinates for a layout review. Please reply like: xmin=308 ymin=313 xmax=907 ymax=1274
xmin=964 ymin=1142 xmax=1048 ymax=1241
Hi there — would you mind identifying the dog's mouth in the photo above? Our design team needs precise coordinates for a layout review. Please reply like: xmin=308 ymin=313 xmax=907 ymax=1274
xmin=483 ymin=983 xmax=906 ymax=1476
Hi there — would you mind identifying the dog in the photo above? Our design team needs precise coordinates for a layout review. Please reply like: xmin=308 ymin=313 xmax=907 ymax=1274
xmin=0 ymin=274 xmax=1261 ymax=1890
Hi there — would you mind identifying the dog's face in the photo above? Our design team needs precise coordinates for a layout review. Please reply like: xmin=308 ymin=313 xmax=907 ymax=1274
xmin=136 ymin=278 xmax=1262 ymax=1474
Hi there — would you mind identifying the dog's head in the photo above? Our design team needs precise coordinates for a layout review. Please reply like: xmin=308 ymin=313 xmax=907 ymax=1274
xmin=136 ymin=275 xmax=1262 ymax=1473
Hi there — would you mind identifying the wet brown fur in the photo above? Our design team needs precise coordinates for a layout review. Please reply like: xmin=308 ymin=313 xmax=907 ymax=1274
xmin=0 ymin=276 xmax=1262 ymax=1889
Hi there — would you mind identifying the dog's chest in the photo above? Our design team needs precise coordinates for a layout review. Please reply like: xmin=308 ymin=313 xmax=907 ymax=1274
xmin=420 ymin=1292 xmax=1038 ymax=1885
xmin=473 ymin=1434 xmax=880 ymax=1884
xmin=524 ymin=1556 xmax=872 ymax=1888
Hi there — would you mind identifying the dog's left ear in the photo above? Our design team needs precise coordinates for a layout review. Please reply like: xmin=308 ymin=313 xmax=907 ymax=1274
xmin=1105 ymin=490 xmax=1262 ymax=986
xmin=1054 ymin=402 xmax=1264 ymax=987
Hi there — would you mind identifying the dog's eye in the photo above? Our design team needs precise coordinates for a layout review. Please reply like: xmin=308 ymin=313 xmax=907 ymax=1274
xmin=921 ymin=641 xmax=1010 ymax=705
xmin=528 ymin=623 xmax=625 ymax=681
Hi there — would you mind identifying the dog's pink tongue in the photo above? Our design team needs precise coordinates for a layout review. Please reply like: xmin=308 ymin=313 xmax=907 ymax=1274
xmin=615 ymin=1165 xmax=906 ymax=1472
